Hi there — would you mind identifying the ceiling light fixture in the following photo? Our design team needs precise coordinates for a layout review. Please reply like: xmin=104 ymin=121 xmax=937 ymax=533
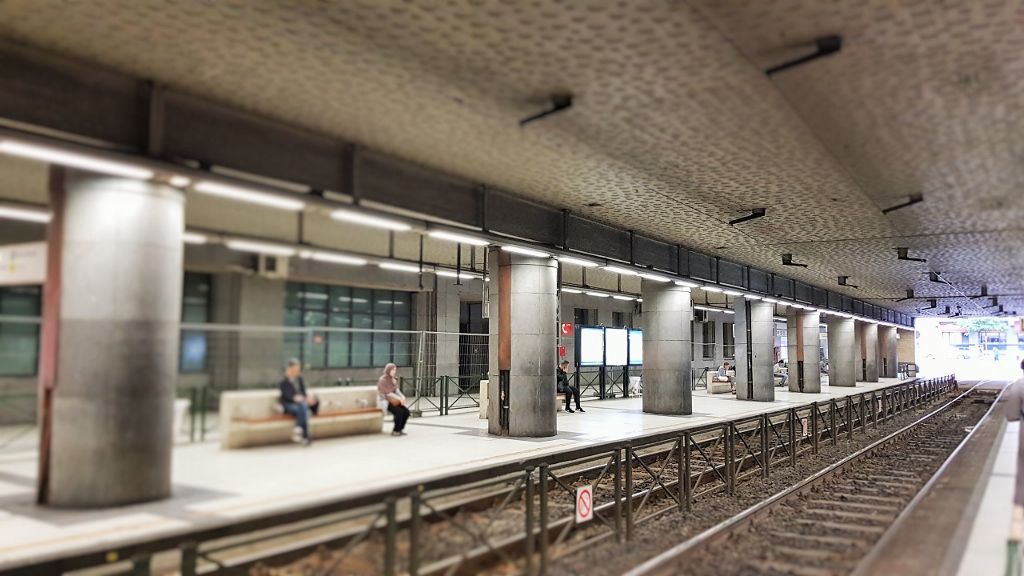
xmin=0 ymin=204 xmax=51 ymax=223
xmin=379 ymin=261 xmax=423 ymax=273
xmin=744 ymin=294 xmax=763 ymax=300
xmin=638 ymin=272 xmax=671 ymax=282
xmin=896 ymin=289 xmax=915 ymax=302
xmin=436 ymin=270 xmax=481 ymax=279
xmin=557 ymin=256 xmax=599 ymax=267
xmin=701 ymin=286 xmax=723 ymax=293
xmin=182 ymin=232 xmax=208 ymax=245
xmin=728 ymin=207 xmax=766 ymax=226
xmin=603 ymin=265 xmax=639 ymax=276
xmin=304 ymin=251 xmax=368 ymax=266
xmin=674 ymin=280 xmax=700 ymax=288
xmin=882 ymin=193 xmax=924 ymax=215
xmin=0 ymin=139 xmax=154 ymax=180
xmin=585 ymin=291 xmax=610 ymax=298
xmin=838 ymin=276 xmax=859 ymax=289
xmin=723 ymin=289 xmax=743 ymax=296
xmin=169 ymin=175 xmax=192 ymax=188
xmin=502 ymin=245 xmax=551 ymax=258
xmin=225 ymin=239 xmax=297 ymax=257
xmin=428 ymin=230 xmax=490 ymax=246
xmin=331 ymin=208 xmax=412 ymax=231
xmin=896 ymin=247 xmax=927 ymax=263
xmin=194 ymin=181 xmax=305 ymax=211
xmin=612 ymin=295 xmax=636 ymax=301
xmin=560 ymin=287 xmax=583 ymax=294
xmin=781 ymin=254 xmax=808 ymax=268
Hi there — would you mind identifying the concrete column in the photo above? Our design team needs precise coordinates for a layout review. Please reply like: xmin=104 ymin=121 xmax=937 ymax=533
xmin=878 ymin=326 xmax=898 ymax=378
xmin=897 ymin=328 xmax=916 ymax=364
xmin=826 ymin=317 xmax=856 ymax=387
xmin=640 ymin=281 xmax=692 ymax=415
xmin=786 ymin=309 xmax=821 ymax=393
xmin=486 ymin=248 xmax=557 ymax=437
xmin=48 ymin=170 xmax=183 ymax=507
xmin=859 ymin=321 xmax=879 ymax=382
xmin=734 ymin=299 xmax=774 ymax=401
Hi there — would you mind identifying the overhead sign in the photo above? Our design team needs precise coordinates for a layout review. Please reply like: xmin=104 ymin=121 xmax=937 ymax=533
xmin=575 ymin=485 xmax=593 ymax=524
xmin=0 ymin=242 xmax=46 ymax=286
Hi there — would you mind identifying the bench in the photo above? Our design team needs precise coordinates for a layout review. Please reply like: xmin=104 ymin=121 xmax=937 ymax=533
xmin=220 ymin=386 xmax=384 ymax=449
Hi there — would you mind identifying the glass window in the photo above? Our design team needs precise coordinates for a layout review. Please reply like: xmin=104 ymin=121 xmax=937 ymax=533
xmin=284 ymin=282 xmax=414 ymax=368
xmin=180 ymin=273 xmax=211 ymax=373
xmin=612 ymin=311 xmax=631 ymax=329
xmin=0 ymin=285 xmax=42 ymax=376
xmin=702 ymin=321 xmax=716 ymax=359
xmin=722 ymin=322 xmax=735 ymax=359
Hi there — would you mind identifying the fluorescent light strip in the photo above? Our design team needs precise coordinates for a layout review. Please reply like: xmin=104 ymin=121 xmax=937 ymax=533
xmin=379 ymin=261 xmax=423 ymax=273
xmin=502 ymin=245 xmax=551 ymax=258
xmin=603 ymin=265 xmax=638 ymax=276
xmin=0 ymin=139 xmax=154 ymax=180
xmin=763 ymin=298 xmax=779 ymax=304
xmin=0 ymin=205 xmax=51 ymax=223
xmin=674 ymin=280 xmax=700 ymax=288
xmin=585 ymin=291 xmax=610 ymax=298
xmin=744 ymin=294 xmax=762 ymax=300
xmin=169 ymin=175 xmax=192 ymax=188
xmin=701 ymin=286 xmax=723 ymax=293
xmin=194 ymin=181 xmax=305 ymax=211
xmin=694 ymin=305 xmax=730 ymax=313
xmin=724 ymin=310 xmax=735 ymax=315
xmin=331 ymin=208 xmax=411 ymax=231
xmin=436 ymin=270 xmax=481 ymax=279
xmin=182 ymin=232 xmax=208 ymax=245
xmin=613 ymin=295 xmax=636 ymax=301
xmin=561 ymin=287 xmax=583 ymax=294
xmin=557 ymin=256 xmax=599 ymax=267
xmin=428 ymin=230 xmax=489 ymax=246
xmin=225 ymin=239 xmax=296 ymax=257
xmin=723 ymin=289 xmax=743 ymax=296
xmin=304 ymin=251 xmax=368 ymax=266
xmin=639 ymin=273 xmax=671 ymax=282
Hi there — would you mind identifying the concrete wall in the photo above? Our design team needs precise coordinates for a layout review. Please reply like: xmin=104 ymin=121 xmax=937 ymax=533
xmin=897 ymin=328 xmax=917 ymax=363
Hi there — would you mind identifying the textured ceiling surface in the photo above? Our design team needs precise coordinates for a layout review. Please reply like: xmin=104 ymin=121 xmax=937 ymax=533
xmin=0 ymin=0 xmax=1020 ymax=317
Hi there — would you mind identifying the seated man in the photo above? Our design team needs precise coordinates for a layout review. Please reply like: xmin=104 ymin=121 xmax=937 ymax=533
xmin=557 ymin=361 xmax=584 ymax=413
xmin=774 ymin=359 xmax=789 ymax=387
xmin=279 ymin=358 xmax=319 ymax=446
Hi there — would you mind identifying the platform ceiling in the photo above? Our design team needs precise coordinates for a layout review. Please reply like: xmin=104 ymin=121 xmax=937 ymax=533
xmin=0 ymin=0 xmax=1020 ymax=317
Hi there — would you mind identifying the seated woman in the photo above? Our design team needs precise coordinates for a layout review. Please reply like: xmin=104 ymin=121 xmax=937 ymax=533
xmin=377 ymin=363 xmax=410 ymax=437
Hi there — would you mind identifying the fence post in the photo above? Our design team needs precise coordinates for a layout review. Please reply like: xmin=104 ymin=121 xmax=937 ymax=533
xmin=789 ymin=408 xmax=797 ymax=467
xmin=811 ymin=402 xmax=819 ymax=454
xmin=682 ymin=433 xmax=692 ymax=511
xmin=540 ymin=464 xmax=549 ymax=576
xmin=180 ymin=543 xmax=197 ymax=576
xmin=846 ymin=398 xmax=853 ymax=440
xmin=409 ymin=490 xmax=422 ymax=576
xmin=725 ymin=424 xmax=735 ymax=495
xmin=525 ymin=467 xmax=535 ymax=576
xmin=614 ymin=448 xmax=623 ymax=542
xmin=385 ymin=498 xmax=397 ymax=576
xmin=199 ymin=386 xmax=208 ymax=442
xmin=761 ymin=414 xmax=770 ymax=479
xmin=830 ymin=400 xmax=837 ymax=446
xmin=625 ymin=446 xmax=634 ymax=541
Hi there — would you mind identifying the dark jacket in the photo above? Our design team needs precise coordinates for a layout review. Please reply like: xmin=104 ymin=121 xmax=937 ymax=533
xmin=279 ymin=376 xmax=307 ymax=406
xmin=556 ymin=368 xmax=570 ymax=393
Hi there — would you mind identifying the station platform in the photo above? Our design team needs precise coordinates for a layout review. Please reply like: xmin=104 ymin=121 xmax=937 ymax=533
xmin=0 ymin=378 xmax=906 ymax=569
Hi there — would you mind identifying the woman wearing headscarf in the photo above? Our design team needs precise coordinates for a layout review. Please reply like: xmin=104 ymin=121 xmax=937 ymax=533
xmin=377 ymin=363 xmax=410 ymax=436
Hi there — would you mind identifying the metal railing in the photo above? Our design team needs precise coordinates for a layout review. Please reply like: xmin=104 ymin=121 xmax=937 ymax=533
xmin=7 ymin=375 xmax=957 ymax=576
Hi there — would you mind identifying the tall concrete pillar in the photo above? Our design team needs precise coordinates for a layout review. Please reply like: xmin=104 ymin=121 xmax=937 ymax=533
xmin=486 ymin=248 xmax=557 ymax=437
xmin=786 ymin=309 xmax=821 ymax=393
xmin=734 ymin=299 xmax=774 ymax=401
xmin=859 ymin=321 xmax=879 ymax=382
xmin=45 ymin=170 xmax=184 ymax=506
xmin=641 ymin=282 xmax=692 ymax=415
xmin=826 ymin=317 xmax=856 ymax=387
xmin=878 ymin=326 xmax=898 ymax=378
xmin=897 ymin=328 xmax=916 ymax=364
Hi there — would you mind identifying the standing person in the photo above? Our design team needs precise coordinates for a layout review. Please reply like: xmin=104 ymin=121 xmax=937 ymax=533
xmin=557 ymin=360 xmax=584 ymax=413
xmin=279 ymin=358 xmax=319 ymax=446
xmin=378 ymin=363 xmax=410 ymax=436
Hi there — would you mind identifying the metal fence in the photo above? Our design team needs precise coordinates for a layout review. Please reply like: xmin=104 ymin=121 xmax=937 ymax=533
xmin=10 ymin=376 xmax=957 ymax=576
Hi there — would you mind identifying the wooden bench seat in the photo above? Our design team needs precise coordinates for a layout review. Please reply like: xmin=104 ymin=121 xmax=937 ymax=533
xmin=220 ymin=387 xmax=384 ymax=449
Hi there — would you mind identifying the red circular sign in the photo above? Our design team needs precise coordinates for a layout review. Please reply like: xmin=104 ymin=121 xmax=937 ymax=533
xmin=577 ymin=488 xmax=592 ymax=517
xmin=561 ymin=322 xmax=573 ymax=336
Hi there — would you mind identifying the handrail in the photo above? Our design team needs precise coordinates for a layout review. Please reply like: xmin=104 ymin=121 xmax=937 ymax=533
xmin=4 ymin=375 xmax=955 ymax=575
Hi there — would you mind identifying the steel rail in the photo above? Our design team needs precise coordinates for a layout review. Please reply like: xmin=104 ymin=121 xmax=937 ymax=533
xmin=624 ymin=380 xmax=987 ymax=576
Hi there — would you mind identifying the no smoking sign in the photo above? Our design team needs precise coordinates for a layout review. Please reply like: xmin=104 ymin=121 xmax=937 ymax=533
xmin=575 ymin=485 xmax=593 ymax=524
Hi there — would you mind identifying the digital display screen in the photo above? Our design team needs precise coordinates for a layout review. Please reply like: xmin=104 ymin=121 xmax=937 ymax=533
xmin=578 ymin=327 xmax=605 ymax=366
xmin=628 ymin=329 xmax=643 ymax=365
xmin=605 ymin=328 xmax=628 ymax=366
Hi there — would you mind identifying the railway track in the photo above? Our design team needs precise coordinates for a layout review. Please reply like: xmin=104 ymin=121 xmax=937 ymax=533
xmin=626 ymin=383 xmax=1000 ymax=576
